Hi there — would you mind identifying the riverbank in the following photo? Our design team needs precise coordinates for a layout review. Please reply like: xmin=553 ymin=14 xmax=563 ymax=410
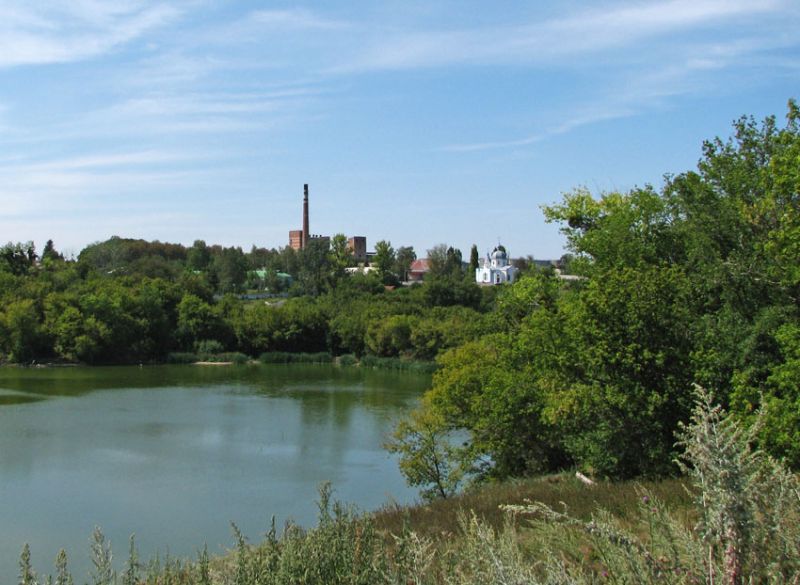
xmin=166 ymin=350 xmax=439 ymax=373
xmin=15 ymin=473 xmax=697 ymax=585
xmin=13 ymin=392 xmax=800 ymax=583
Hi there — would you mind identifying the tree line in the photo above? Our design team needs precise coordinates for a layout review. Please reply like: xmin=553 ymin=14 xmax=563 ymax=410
xmin=0 ymin=233 xmax=499 ymax=366
xmin=389 ymin=100 xmax=800 ymax=492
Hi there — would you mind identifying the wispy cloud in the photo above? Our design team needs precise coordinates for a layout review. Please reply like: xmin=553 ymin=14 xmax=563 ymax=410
xmin=0 ymin=2 xmax=182 ymax=67
xmin=0 ymin=148 xmax=214 ymax=217
xmin=247 ymin=9 xmax=349 ymax=31
xmin=442 ymin=104 xmax=638 ymax=153
xmin=333 ymin=0 xmax=789 ymax=72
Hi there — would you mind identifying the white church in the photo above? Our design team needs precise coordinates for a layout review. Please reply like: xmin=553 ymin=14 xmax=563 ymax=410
xmin=475 ymin=245 xmax=519 ymax=285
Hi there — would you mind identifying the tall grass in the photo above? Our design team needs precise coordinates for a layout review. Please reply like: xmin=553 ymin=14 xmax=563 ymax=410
xmin=166 ymin=352 xmax=250 ymax=364
xmin=358 ymin=355 xmax=437 ymax=374
xmin=258 ymin=351 xmax=334 ymax=364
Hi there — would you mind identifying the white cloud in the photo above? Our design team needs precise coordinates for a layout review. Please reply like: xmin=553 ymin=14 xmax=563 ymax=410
xmin=0 ymin=1 xmax=182 ymax=67
xmin=247 ymin=9 xmax=349 ymax=31
xmin=334 ymin=0 xmax=789 ymax=72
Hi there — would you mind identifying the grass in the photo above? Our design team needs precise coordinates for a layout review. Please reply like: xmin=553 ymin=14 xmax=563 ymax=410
xmin=373 ymin=472 xmax=696 ymax=542
xmin=358 ymin=354 xmax=438 ymax=373
xmin=166 ymin=351 xmax=250 ymax=364
xmin=258 ymin=351 xmax=334 ymax=364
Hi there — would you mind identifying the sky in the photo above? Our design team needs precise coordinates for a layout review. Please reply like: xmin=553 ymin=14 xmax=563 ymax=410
xmin=0 ymin=1 xmax=798 ymax=261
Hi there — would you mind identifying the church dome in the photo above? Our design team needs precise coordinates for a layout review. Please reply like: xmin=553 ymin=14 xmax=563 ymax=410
xmin=491 ymin=245 xmax=507 ymax=260
xmin=490 ymin=245 xmax=508 ymax=267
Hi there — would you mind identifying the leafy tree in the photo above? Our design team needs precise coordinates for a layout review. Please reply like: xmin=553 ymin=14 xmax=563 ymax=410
xmin=365 ymin=314 xmax=415 ymax=357
xmin=394 ymin=245 xmax=416 ymax=282
xmin=426 ymin=244 xmax=450 ymax=280
xmin=42 ymin=239 xmax=64 ymax=263
xmin=468 ymin=244 xmax=479 ymax=276
xmin=428 ymin=244 xmax=464 ymax=280
xmin=385 ymin=407 xmax=469 ymax=500
xmin=211 ymin=247 xmax=248 ymax=294
xmin=186 ymin=240 xmax=211 ymax=272
xmin=423 ymin=277 xmax=482 ymax=309
xmin=0 ymin=241 xmax=37 ymax=276
xmin=0 ymin=299 xmax=45 ymax=362
xmin=372 ymin=240 xmax=396 ymax=284
xmin=295 ymin=239 xmax=331 ymax=296
xmin=176 ymin=294 xmax=226 ymax=349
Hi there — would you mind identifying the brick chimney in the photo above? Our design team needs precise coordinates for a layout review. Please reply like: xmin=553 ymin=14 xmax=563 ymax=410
xmin=302 ymin=183 xmax=309 ymax=248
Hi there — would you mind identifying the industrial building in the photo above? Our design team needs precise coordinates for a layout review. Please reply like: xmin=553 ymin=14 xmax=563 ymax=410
xmin=288 ymin=184 xmax=366 ymax=262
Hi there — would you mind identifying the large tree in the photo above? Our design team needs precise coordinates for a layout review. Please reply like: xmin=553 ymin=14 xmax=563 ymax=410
xmin=372 ymin=240 xmax=396 ymax=284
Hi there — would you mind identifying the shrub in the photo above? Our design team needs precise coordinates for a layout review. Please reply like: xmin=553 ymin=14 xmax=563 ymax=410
xmin=166 ymin=351 xmax=199 ymax=364
xmin=195 ymin=339 xmax=225 ymax=355
xmin=259 ymin=352 xmax=333 ymax=364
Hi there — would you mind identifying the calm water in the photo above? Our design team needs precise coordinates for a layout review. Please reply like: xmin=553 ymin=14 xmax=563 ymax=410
xmin=0 ymin=364 xmax=429 ymax=582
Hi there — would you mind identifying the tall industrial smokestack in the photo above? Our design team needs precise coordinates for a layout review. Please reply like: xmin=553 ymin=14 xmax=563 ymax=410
xmin=302 ymin=184 xmax=309 ymax=248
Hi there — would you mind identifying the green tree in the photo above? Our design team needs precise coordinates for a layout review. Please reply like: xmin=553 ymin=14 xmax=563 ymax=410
xmin=329 ymin=233 xmax=353 ymax=282
xmin=372 ymin=240 xmax=396 ymax=284
xmin=176 ymin=294 xmax=226 ymax=350
xmin=211 ymin=247 xmax=248 ymax=294
xmin=365 ymin=314 xmax=415 ymax=357
xmin=296 ymin=239 xmax=331 ymax=296
xmin=42 ymin=239 xmax=63 ymax=263
xmin=186 ymin=240 xmax=211 ymax=272
xmin=394 ymin=245 xmax=416 ymax=282
xmin=0 ymin=299 xmax=45 ymax=363
xmin=0 ymin=241 xmax=37 ymax=276
xmin=468 ymin=244 xmax=479 ymax=276
xmin=385 ymin=407 xmax=469 ymax=500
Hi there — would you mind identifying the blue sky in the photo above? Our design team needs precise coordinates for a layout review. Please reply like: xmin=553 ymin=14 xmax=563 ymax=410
xmin=0 ymin=1 xmax=798 ymax=260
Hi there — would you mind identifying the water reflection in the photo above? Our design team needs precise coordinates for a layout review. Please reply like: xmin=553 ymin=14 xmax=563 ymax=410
xmin=0 ymin=364 xmax=428 ymax=582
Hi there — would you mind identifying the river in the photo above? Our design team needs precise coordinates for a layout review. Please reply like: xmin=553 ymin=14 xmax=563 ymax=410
xmin=0 ymin=363 xmax=429 ymax=582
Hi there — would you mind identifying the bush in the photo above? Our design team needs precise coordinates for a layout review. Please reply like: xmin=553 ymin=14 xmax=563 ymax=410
xmin=167 ymin=352 xmax=199 ymax=364
xmin=359 ymin=354 xmax=437 ymax=373
xmin=214 ymin=352 xmax=249 ymax=364
xmin=195 ymin=339 xmax=225 ymax=354
xmin=258 ymin=352 xmax=333 ymax=364
xmin=337 ymin=354 xmax=358 ymax=367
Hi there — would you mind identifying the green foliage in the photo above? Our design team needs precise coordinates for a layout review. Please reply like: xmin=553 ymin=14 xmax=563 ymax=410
xmin=392 ymin=101 xmax=800 ymax=483
xmin=358 ymin=355 xmax=437 ymax=373
xmin=295 ymin=238 xmax=332 ymax=296
xmin=259 ymin=351 xmax=333 ymax=364
xmin=1 ymin=241 xmax=37 ymax=276
xmin=385 ymin=408 xmax=469 ymax=501
xmin=677 ymin=388 xmax=800 ymax=582
xmin=423 ymin=277 xmax=482 ymax=309
xmin=186 ymin=240 xmax=211 ymax=271
xmin=366 ymin=314 xmax=415 ymax=357
xmin=167 ymin=352 xmax=200 ymax=364
xmin=426 ymin=244 xmax=464 ymax=280
xmin=468 ymin=244 xmax=479 ymax=275
xmin=210 ymin=247 xmax=248 ymax=294
xmin=329 ymin=233 xmax=355 ymax=281
xmin=121 ymin=534 xmax=139 ymax=585
xmin=89 ymin=526 xmax=114 ymax=585
xmin=394 ymin=245 xmax=416 ymax=282
xmin=0 ymin=299 xmax=46 ymax=362
xmin=19 ymin=543 xmax=37 ymax=585
xmin=373 ymin=240 xmax=397 ymax=284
